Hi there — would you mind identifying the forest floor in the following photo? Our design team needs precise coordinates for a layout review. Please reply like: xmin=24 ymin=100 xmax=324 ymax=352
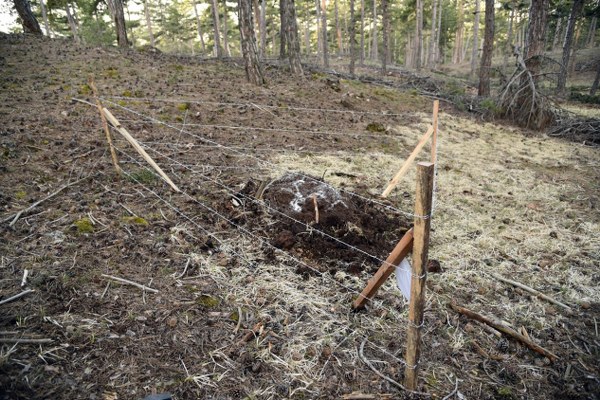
xmin=0 ymin=33 xmax=599 ymax=400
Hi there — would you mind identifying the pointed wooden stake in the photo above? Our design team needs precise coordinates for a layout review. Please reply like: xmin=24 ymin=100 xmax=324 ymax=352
xmin=404 ymin=162 xmax=434 ymax=391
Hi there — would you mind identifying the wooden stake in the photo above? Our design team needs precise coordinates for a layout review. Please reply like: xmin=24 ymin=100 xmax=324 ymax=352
xmin=102 ymin=108 xmax=181 ymax=193
xmin=381 ymin=126 xmax=434 ymax=198
xmin=352 ymin=228 xmax=414 ymax=310
xmin=88 ymin=76 xmax=122 ymax=175
xmin=431 ymin=100 xmax=439 ymax=164
xmin=404 ymin=162 xmax=434 ymax=391
xmin=450 ymin=302 xmax=559 ymax=362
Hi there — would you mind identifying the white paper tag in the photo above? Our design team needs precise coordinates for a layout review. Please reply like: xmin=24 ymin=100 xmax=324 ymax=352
xmin=396 ymin=258 xmax=412 ymax=301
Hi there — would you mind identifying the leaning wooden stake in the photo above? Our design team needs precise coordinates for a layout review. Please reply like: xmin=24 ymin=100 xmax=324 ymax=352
xmin=102 ymin=108 xmax=181 ymax=193
xmin=450 ymin=302 xmax=559 ymax=362
xmin=352 ymin=228 xmax=414 ymax=309
xmin=88 ymin=76 xmax=122 ymax=175
xmin=404 ymin=162 xmax=434 ymax=391
xmin=381 ymin=126 xmax=434 ymax=198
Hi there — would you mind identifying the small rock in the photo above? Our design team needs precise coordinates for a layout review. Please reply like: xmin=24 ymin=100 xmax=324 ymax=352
xmin=167 ymin=317 xmax=178 ymax=328
xmin=580 ymin=301 xmax=591 ymax=309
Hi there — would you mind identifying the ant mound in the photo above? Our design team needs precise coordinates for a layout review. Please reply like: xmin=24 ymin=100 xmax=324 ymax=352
xmin=237 ymin=173 xmax=411 ymax=276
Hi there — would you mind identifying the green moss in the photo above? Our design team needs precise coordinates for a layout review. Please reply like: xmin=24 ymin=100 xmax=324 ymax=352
xmin=118 ymin=100 xmax=127 ymax=107
xmin=128 ymin=169 xmax=157 ymax=184
xmin=496 ymin=387 xmax=514 ymax=399
xmin=177 ymin=103 xmax=190 ymax=111
xmin=366 ymin=122 xmax=386 ymax=133
xmin=15 ymin=190 xmax=27 ymax=200
xmin=121 ymin=216 xmax=149 ymax=226
xmin=105 ymin=68 xmax=119 ymax=78
xmin=171 ymin=64 xmax=184 ymax=72
xmin=78 ymin=84 xmax=91 ymax=95
xmin=122 ymin=90 xmax=133 ymax=97
xmin=74 ymin=218 xmax=94 ymax=234
xmin=196 ymin=295 xmax=220 ymax=308
xmin=229 ymin=310 xmax=240 ymax=322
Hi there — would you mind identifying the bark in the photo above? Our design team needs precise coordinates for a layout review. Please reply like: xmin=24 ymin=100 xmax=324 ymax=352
xmin=39 ymin=0 xmax=50 ymax=36
xmin=470 ymin=0 xmax=480 ymax=78
xmin=321 ymin=0 xmax=329 ymax=66
xmin=349 ymin=0 xmax=356 ymax=73
xmin=193 ymin=2 xmax=206 ymax=52
xmin=261 ymin=0 xmax=267 ymax=57
xmin=316 ymin=0 xmax=322 ymax=59
xmin=13 ymin=0 xmax=42 ymax=35
xmin=478 ymin=0 xmax=494 ymax=96
xmin=452 ymin=0 xmax=464 ymax=63
xmin=211 ymin=0 xmax=223 ymax=57
xmin=436 ymin=0 xmax=442 ymax=65
xmin=360 ymin=0 xmax=365 ymax=64
xmin=503 ymin=5 xmax=515 ymax=69
xmin=557 ymin=0 xmax=584 ymax=94
xmin=303 ymin=0 xmax=310 ymax=54
xmin=280 ymin=0 xmax=288 ymax=58
xmin=371 ymin=0 xmax=377 ymax=60
xmin=144 ymin=0 xmax=156 ymax=47
xmin=569 ymin=23 xmax=581 ymax=76
xmin=427 ymin=0 xmax=438 ymax=68
xmin=222 ymin=0 xmax=231 ymax=56
xmin=590 ymin=62 xmax=600 ymax=95
xmin=334 ymin=0 xmax=342 ymax=54
xmin=587 ymin=14 xmax=597 ymax=47
xmin=552 ymin=16 xmax=563 ymax=51
xmin=111 ymin=0 xmax=128 ymax=47
xmin=524 ymin=0 xmax=548 ymax=80
xmin=415 ymin=0 xmax=423 ymax=70
xmin=282 ymin=0 xmax=303 ymax=74
xmin=238 ymin=0 xmax=265 ymax=84
xmin=381 ymin=0 xmax=389 ymax=73
xmin=65 ymin=3 xmax=81 ymax=44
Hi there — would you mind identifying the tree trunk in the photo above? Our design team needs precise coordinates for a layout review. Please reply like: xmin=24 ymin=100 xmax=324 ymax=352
xmin=334 ymin=0 xmax=342 ymax=54
xmin=13 ymin=0 xmax=42 ymax=35
xmin=39 ymin=0 xmax=50 ymax=36
xmin=590 ymin=62 xmax=600 ymax=95
xmin=478 ymin=0 xmax=494 ymax=96
xmin=360 ymin=0 xmax=365 ymax=65
xmin=316 ymin=0 xmax=322 ymax=60
xmin=304 ymin=0 xmax=310 ymax=54
xmin=65 ymin=3 xmax=81 ymax=44
xmin=452 ymin=0 xmax=464 ymax=63
xmin=415 ymin=0 xmax=423 ymax=70
xmin=211 ymin=0 xmax=223 ymax=57
xmin=524 ymin=0 xmax=548 ymax=79
xmin=144 ymin=0 xmax=156 ymax=47
xmin=569 ymin=22 xmax=581 ymax=76
xmin=381 ymin=0 xmax=389 ymax=73
xmin=436 ymin=0 xmax=442 ymax=64
xmin=321 ymin=0 xmax=329 ymax=66
xmin=503 ymin=5 xmax=515 ymax=69
xmin=470 ymin=0 xmax=480 ymax=78
xmin=427 ymin=0 xmax=438 ymax=68
xmin=112 ymin=0 xmax=128 ymax=47
xmin=222 ymin=0 xmax=231 ymax=56
xmin=193 ymin=2 xmax=206 ymax=52
xmin=371 ymin=0 xmax=377 ymax=60
xmin=282 ymin=0 xmax=304 ymax=74
xmin=261 ymin=0 xmax=267 ymax=57
xmin=557 ymin=0 xmax=584 ymax=94
xmin=552 ymin=16 xmax=563 ymax=51
xmin=349 ymin=0 xmax=356 ymax=73
xmin=587 ymin=13 xmax=597 ymax=47
xmin=280 ymin=0 xmax=288 ymax=58
xmin=238 ymin=0 xmax=265 ymax=84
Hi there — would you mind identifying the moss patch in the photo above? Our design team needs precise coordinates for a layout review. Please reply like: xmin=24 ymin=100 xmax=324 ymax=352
xmin=74 ymin=218 xmax=94 ymax=234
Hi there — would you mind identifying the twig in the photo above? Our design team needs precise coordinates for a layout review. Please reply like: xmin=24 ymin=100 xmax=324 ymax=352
xmin=441 ymin=378 xmax=459 ymax=400
xmin=100 ymin=274 xmax=159 ymax=293
xmin=312 ymin=194 xmax=319 ymax=224
xmin=2 ymin=176 xmax=91 ymax=226
xmin=0 ymin=338 xmax=53 ymax=344
xmin=21 ymin=269 xmax=29 ymax=287
xmin=489 ymin=273 xmax=572 ymax=311
xmin=0 ymin=289 xmax=35 ymax=306
xmin=450 ymin=302 xmax=558 ymax=362
xmin=358 ymin=339 xmax=430 ymax=397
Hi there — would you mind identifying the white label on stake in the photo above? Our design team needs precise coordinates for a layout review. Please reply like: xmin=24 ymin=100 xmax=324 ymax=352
xmin=396 ymin=258 xmax=412 ymax=301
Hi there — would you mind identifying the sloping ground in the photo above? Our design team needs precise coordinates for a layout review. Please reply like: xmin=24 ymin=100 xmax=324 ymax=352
xmin=1 ymin=33 xmax=599 ymax=400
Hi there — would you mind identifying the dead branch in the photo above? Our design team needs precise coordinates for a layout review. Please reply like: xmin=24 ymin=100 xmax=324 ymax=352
xmin=0 ymin=289 xmax=35 ymax=306
xmin=100 ymin=274 xmax=159 ymax=293
xmin=450 ymin=302 xmax=558 ymax=362
xmin=0 ymin=337 xmax=53 ymax=344
xmin=489 ymin=273 xmax=573 ymax=312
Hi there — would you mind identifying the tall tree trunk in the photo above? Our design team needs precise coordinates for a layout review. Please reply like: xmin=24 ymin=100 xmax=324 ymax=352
xmin=321 ymin=0 xmax=329 ymax=66
xmin=211 ymin=0 xmax=224 ymax=57
xmin=381 ymin=0 xmax=389 ymax=73
xmin=569 ymin=22 xmax=581 ymax=76
xmin=427 ymin=0 xmax=438 ymax=68
xmin=587 ymin=11 xmax=597 ymax=47
xmin=371 ymin=0 xmax=377 ymax=60
xmin=281 ymin=0 xmax=303 ymax=74
xmin=280 ymin=0 xmax=288 ymax=58
xmin=238 ymin=0 xmax=265 ymax=84
xmin=478 ymin=0 xmax=494 ymax=96
xmin=144 ymin=0 xmax=156 ymax=47
xmin=349 ymin=0 xmax=356 ymax=73
xmin=470 ymin=0 xmax=480 ymax=78
xmin=65 ymin=3 xmax=81 ymax=44
xmin=222 ymin=0 xmax=231 ymax=56
xmin=552 ymin=17 xmax=563 ymax=51
xmin=112 ymin=0 xmax=128 ymax=47
xmin=193 ymin=2 xmax=207 ymax=52
xmin=453 ymin=0 xmax=464 ymax=63
xmin=415 ymin=0 xmax=423 ymax=70
xmin=334 ymin=0 xmax=342 ymax=54
xmin=316 ymin=0 xmax=322 ymax=59
xmin=557 ymin=0 xmax=584 ymax=94
xmin=436 ymin=0 xmax=442 ymax=64
xmin=13 ymin=0 xmax=42 ymax=35
xmin=39 ymin=0 xmax=50 ymax=36
xmin=261 ymin=0 xmax=267 ymax=57
xmin=503 ymin=5 xmax=515 ymax=69
xmin=590 ymin=62 xmax=600 ymax=95
xmin=303 ymin=0 xmax=310 ymax=54
xmin=360 ymin=0 xmax=365 ymax=65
